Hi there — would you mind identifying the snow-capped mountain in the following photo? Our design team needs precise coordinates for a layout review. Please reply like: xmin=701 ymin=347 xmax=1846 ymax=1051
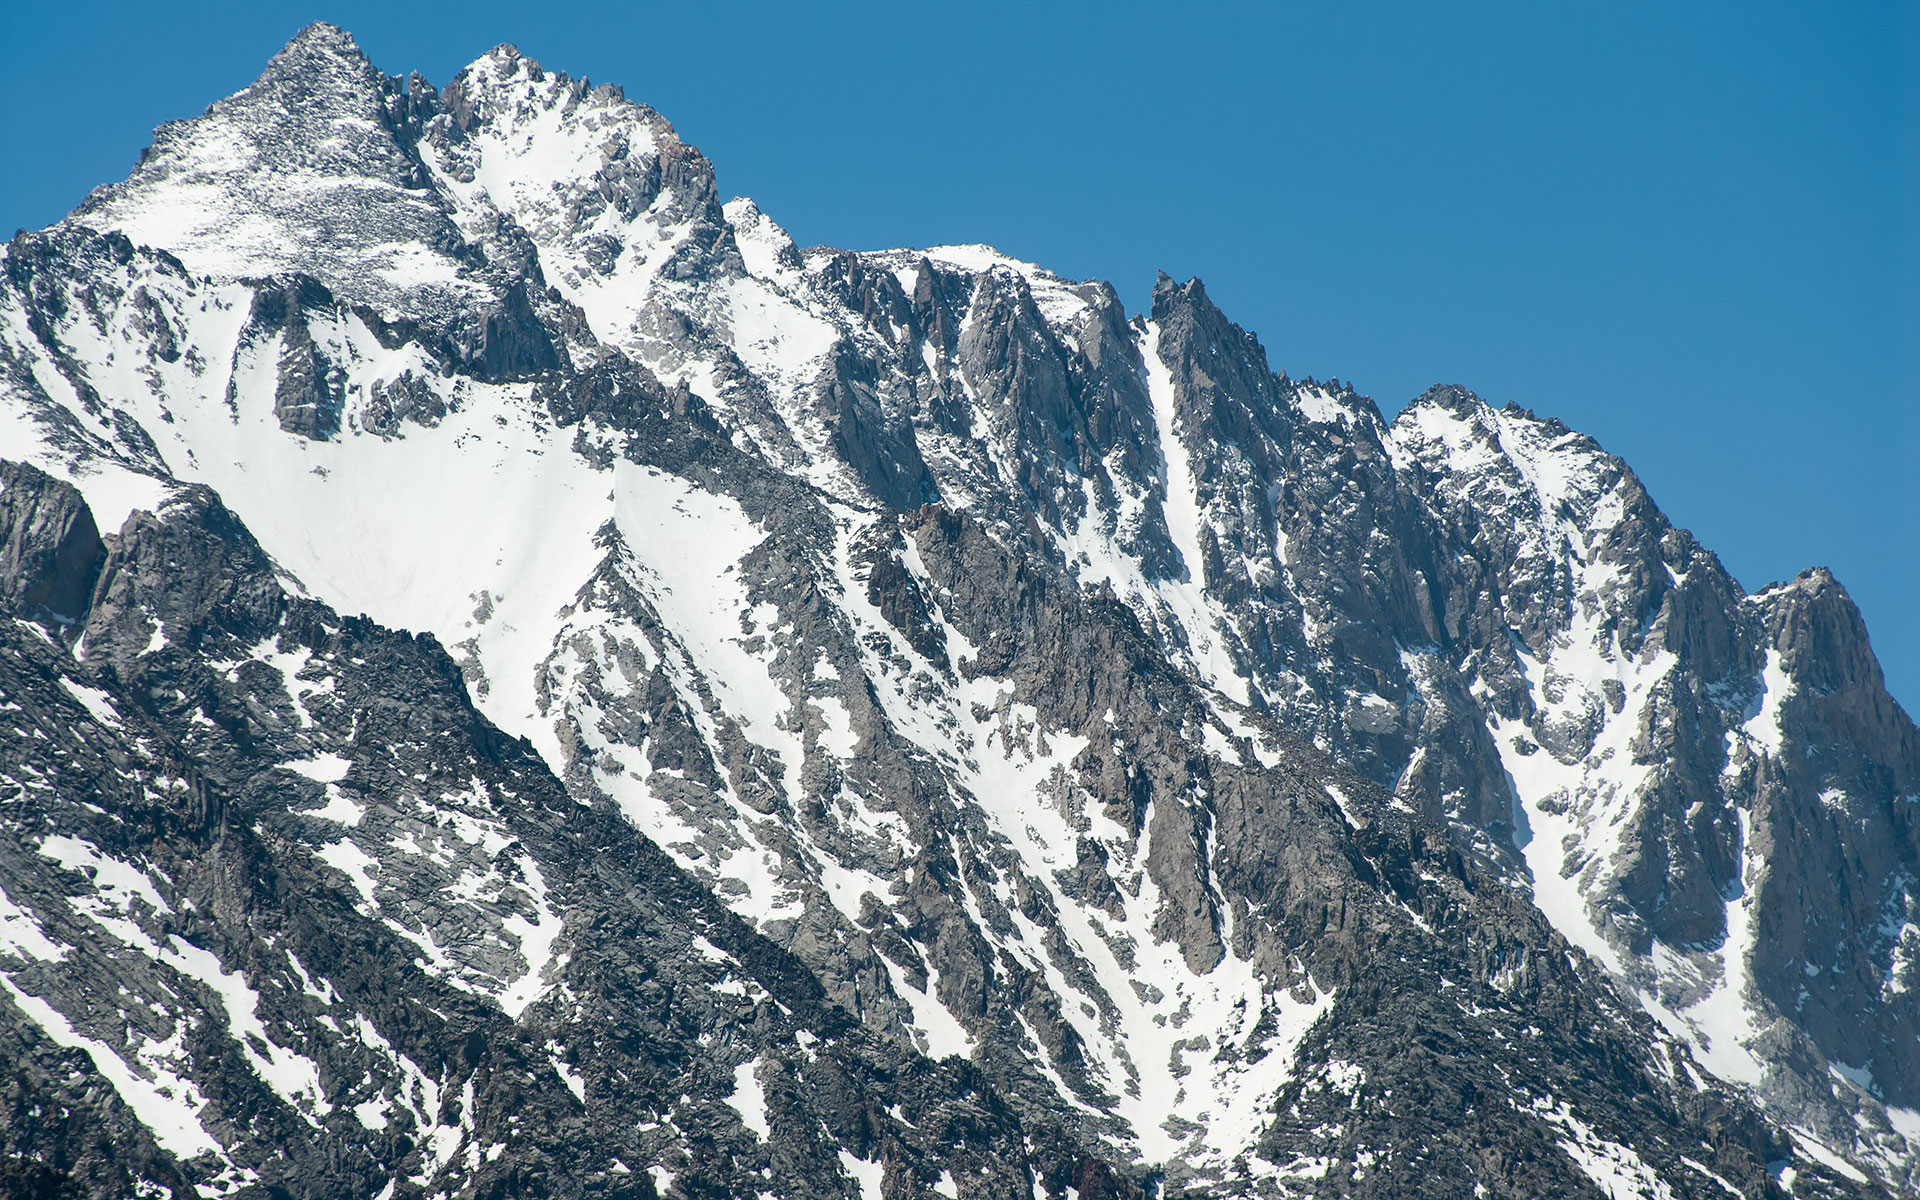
xmin=0 ymin=23 xmax=1913 ymax=1199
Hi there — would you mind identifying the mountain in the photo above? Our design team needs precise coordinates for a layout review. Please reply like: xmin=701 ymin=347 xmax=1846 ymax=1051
xmin=0 ymin=22 xmax=1913 ymax=1199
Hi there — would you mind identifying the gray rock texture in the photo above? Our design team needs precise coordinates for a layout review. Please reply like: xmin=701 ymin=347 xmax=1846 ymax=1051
xmin=0 ymin=21 xmax=1912 ymax=1200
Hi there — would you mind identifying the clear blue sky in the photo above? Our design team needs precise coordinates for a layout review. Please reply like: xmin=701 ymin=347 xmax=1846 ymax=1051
xmin=4 ymin=1 xmax=1915 ymax=708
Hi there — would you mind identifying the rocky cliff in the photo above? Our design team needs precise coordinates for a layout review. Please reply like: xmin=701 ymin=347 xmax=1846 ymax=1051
xmin=0 ymin=23 xmax=1912 ymax=1199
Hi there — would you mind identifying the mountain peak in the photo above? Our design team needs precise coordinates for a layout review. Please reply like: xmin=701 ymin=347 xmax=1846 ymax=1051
xmin=460 ymin=40 xmax=545 ymax=86
xmin=1403 ymin=381 xmax=1486 ymax=416
xmin=3 ymin=25 xmax=1916 ymax=1200
xmin=1149 ymin=270 xmax=1210 ymax=318
xmin=254 ymin=20 xmax=381 ymax=94
xmin=61 ymin=23 xmax=491 ymax=321
xmin=279 ymin=20 xmax=363 ymax=57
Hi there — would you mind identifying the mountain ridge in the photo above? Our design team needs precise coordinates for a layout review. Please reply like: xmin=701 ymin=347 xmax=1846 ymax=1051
xmin=0 ymin=23 xmax=1913 ymax=1199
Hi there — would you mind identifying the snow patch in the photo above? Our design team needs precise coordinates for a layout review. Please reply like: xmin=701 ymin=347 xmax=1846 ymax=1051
xmin=284 ymin=752 xmax=352 ymax=783
xmin=0 ymin=885 xmax=66 ymax=962
xmin=838 ymin=1149 xmax=886 ymax=1200
xmin=727 ymin=1058 xmax=771 ymax=1140
xmin=59 ymin=680 xmax=121 ymax=727
xmin=0 ymin=974 xmax=223 ymax=1160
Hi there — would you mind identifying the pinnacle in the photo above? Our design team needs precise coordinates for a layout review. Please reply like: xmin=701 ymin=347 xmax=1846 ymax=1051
xmin=276 ymin=21 xmax=366 ymax=64
xmin=253 ymin=21 xmax=381 ymax=95
xmin=459 ymin=41 xmax=547 ymax=86
xmin=1148 ymin=272 xmax=1211 ymax=322
xmin=1406 ymin=383 xmax=1485 ymax=413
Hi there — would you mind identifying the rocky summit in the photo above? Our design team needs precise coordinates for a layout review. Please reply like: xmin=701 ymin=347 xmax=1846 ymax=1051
xmin=0 ymin=23 xmax=1913 ymax=1200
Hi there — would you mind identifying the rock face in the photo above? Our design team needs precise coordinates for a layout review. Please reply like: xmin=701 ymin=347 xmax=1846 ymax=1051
xmin=0 ymin=21 xmax=1913 ymax=1200
xmin=0 ymin=464 xmax=1070 ymax=1200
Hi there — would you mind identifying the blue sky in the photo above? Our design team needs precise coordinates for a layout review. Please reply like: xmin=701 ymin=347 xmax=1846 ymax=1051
xmin=4 ymin=1 xmax=1915 ymax=707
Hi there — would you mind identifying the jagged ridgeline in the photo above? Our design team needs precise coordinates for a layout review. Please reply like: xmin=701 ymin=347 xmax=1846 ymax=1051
xmin=0 ymin=22 xmax=1913 ymax=1200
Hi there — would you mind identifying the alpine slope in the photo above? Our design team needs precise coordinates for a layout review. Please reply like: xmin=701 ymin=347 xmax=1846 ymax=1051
xmin=0 ymin=23 xmax=1913 ymax=1200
